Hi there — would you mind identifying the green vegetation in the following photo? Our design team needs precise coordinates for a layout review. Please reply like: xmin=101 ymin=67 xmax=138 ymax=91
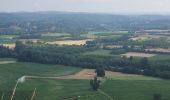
xmin=0 ymin=35 xmax=17 ymax=38
xmin=41 ymin=33 xmax=70 ymax=41
xmin=90 ymin=77 xmax=101 ymax=91
xmin=101 ymin=79 xmax=170 ymax=100
xmin=83 ymin=49 xmax=114 ymax=57
xmin=0 ymin=58 xmax=16 ymax=61
xmin=1 ymin=61 xmax=170 ymax=100
xmin=149 ymin=54 xmax=170 ymax=62
xmin=0 ymin=39 xmax=16 ymax=44
xmin=0 ymin=35 xmax=17 ymax=44
xmin=0 ymin=62 xmax=82 ymax=99
xmin=81 ymin=31 xmax=127 ymax=39
xmin=1 ymin=12 xmax=170 ymax=100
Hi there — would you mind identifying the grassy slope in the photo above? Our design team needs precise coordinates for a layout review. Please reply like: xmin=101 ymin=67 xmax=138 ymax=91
xmin=101 ymin=79 xmax=170 ymax=100
xmin=0 ymin=59 xmax=170 ymax=100
xmin=0 ymin=62 xmax=82 ymax=100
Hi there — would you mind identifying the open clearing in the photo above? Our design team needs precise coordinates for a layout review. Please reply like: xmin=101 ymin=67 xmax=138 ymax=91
xmin=47 ymin=39 xmax=93 ymax=45
xmin=0 ymin=61 xmax=16 ymax=64
xmin=1 ymin=43 xmax=16 ymax=48
xmin=42 ymin=33 xmax=70 ymax=37
xmin=146 ymin=48 xmax=170 ymax=53
xmin=106 ymin=45 xmax=123 ymax=49
xmin=121 ymin=52 xmax=157 ymax=58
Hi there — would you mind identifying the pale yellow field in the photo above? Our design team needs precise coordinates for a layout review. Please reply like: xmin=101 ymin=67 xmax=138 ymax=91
xmin=46 ymin=39 xmax=93 ymax=45
xmin=19 ymin=39 xmax=39 ymax=43
xmin=145 ymin=48 xmax=170 ymax=53
xmin=130 ymin=35 xmax=161 ymax=41
xmin=1 ymin=44 xmax=16 ymax=49
xmin=106 ymin=45 xmax=123 ymax=49
xmin=0 ymin=61 xmax=16 ymax=64
xmin=121 ymin=52 xmax=157 ymax=58
xmin=130 ymin=36 xmax=149 ymax=41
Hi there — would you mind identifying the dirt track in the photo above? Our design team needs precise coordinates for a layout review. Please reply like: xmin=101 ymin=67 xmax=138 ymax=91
xmin=121 ymin=52 xmax=156 ymax=58
xmin=26 ymin=69 xmax=141 ymax=80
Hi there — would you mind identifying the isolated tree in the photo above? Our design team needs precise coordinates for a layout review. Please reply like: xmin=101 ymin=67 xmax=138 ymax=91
xmin=95 ymin=67 xmax=105 ymax=77
xmin=153 ymin=94 xmax=162 ymax=100
xmin=90 ymin=77 xmax=101 ymax=91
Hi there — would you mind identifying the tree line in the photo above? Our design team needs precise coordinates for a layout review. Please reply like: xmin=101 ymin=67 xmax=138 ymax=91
xmin=0 ymin=41 xmax=170 ymax=79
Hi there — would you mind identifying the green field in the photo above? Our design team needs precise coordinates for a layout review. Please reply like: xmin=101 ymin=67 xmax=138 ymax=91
xmin=101 ymin=79 xmax=170 ymax=100
xmin=0 ymin=39 xmax=16 ymax=44
xmin=149 ymin=54 xmax=170 ymax=62
xmin=0 ymin=35 xmax=17 ymax=44
xmin=0 ymin=58 xmax=170 ymax=100
xmin=81 ymin=31 xmax=127 ymax=39
xmin=41 ymin=33 xmax=71 ymax=42
xmin=0 ymin=58 xmax=16 ymax=61
xmin=82 ymin=49 xmax=119 ymax=57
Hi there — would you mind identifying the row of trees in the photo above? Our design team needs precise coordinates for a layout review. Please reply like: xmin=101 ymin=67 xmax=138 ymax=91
xmin=0 ymin=45 xmax=15 ymax=57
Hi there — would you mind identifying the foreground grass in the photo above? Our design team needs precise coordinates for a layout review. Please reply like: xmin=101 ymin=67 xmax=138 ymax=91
xmin=0 ymin=62 xmax=82 ymax=99
xmin=1 ymin=60 xmax=170 ymax=100
xmin=101 ymin=79 xmax=170 ymax=100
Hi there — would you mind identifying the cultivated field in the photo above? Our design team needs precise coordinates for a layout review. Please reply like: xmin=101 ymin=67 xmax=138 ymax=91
xmin=105 ymin=45 xmax=123 ymax=49
xmin=83 ymin=49 xmax=115 ymax=57
xmin=47 ymin=39 xmax=93 ymax=45
xmin=121 ymin=52 xmax=157 ymax=58
xmin=0 ymin=61 xmax=16 ymax=64
xmin=146 ymin=48 xmax=170 ymax=53
xmin=1 ymin=43 xmax=16 ymax=49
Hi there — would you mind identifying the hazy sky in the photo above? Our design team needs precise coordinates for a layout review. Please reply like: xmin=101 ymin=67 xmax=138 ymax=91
xmin=1 ymin=0 xmax=170 ymax=14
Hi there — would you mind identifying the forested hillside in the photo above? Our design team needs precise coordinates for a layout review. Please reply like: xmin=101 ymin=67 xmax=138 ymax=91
xmin=1 ymin=12 xmax=170 ymax=34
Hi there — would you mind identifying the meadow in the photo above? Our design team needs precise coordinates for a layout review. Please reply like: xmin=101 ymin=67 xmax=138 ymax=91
xmin=0 ymin=58 xmax=170 ymax=100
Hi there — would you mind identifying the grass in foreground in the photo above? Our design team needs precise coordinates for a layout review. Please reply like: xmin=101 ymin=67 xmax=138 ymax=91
xmin=1 ymin=60 xmax=170 ymax=100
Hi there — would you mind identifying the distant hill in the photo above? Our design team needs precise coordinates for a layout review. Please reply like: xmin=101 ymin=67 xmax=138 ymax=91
xmin=1 ymin=12 xmax=170 ymax=34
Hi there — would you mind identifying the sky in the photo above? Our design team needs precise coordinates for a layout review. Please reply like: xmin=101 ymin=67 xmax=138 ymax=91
xmin=1 ymin=0 xmax=170 ymax=14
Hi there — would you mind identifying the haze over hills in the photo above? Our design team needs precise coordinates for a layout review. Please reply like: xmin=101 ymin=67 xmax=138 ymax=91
xmin=1 ymin=0 xmax=170 ymax=100
xmin=1 ymin=12 xmax=170 ymax=34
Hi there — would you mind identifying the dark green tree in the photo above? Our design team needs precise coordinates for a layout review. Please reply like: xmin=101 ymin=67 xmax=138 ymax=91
xmin=90 ymin=77 xmax=101 ymax=91
xmin=153 ymin=94 xmax=162 ymax=100
xmin=95 ymin=67 xmax=105 ymax=77
xmin=129 ymin=56 xmax=133 ymax=61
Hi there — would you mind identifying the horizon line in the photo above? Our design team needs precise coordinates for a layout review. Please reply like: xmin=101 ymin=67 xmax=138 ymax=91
xmin=1 ymin=10 xmax=170 ymax=15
